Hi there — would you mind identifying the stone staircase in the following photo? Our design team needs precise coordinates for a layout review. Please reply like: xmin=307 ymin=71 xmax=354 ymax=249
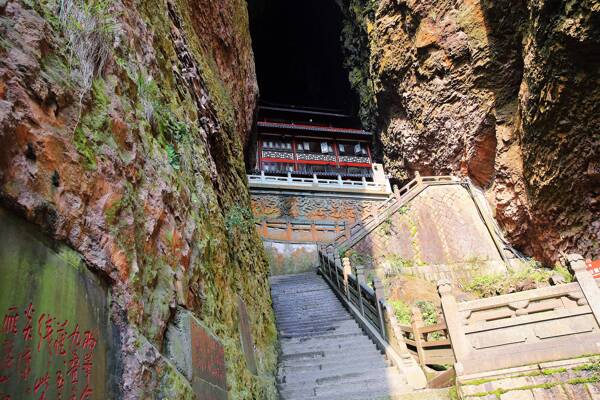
xmin=270 ymin=272 xmax=413 ymax=400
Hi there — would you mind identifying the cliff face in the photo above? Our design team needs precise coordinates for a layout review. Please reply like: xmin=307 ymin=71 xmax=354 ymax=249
xmin=0 ymin=0 xmax=275 ymax=398
xmin=342 ymin=0 xmax=600 ymax=263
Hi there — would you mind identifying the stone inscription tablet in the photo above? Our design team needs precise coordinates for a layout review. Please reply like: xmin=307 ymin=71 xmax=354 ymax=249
xmin=190 ymin=318 xmax=227 ymax=400
xmin=237 ymin=296 xmax=257 ymax=374
xmin=0 ymin=208 xmax=115 ymax=400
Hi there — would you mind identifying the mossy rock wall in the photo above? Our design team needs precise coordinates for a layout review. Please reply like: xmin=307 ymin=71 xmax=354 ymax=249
xmin=0 ymin=0 xmax=276 ymax=398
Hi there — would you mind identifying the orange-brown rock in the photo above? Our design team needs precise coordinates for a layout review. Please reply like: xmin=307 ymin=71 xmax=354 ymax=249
xmin=343 ymin=0 xmax=600 ymax=263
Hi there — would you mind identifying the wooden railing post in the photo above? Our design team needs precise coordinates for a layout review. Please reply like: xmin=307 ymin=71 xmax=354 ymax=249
xmin=342 ymin=257 xmax=352 ymax=299
xmin=355 ymin=265 xmax=365 ymax=316
xmin=438 ymin=279 xmax=470 ymax=373
xmin=373 ymin=276 xmax=386 ymax=340
xmin=411 ymin=306 xmax=426 ymax=366
xmin=569 ymin=253 xmax=600 ymax=326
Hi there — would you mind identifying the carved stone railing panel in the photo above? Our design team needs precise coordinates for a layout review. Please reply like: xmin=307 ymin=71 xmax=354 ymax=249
xmin=440 ymin=254 xmax=600 ymax=376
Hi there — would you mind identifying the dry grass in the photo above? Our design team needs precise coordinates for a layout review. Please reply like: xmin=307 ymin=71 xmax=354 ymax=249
xmin=58 ymin=0 xmax=114 ymax=103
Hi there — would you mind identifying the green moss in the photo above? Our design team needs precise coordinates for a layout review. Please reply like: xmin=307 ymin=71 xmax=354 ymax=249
xmin=74 ymin=126 xmax=98 ymax=170
xmin=573 ymin=358 xmax=600 ymax=372
xmin=542 ymin=367 xmax=567 ymax=375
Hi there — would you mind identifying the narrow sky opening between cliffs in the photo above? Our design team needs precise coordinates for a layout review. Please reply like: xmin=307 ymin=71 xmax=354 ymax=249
xmin=247 ymin=0 xmax=359 ymax=118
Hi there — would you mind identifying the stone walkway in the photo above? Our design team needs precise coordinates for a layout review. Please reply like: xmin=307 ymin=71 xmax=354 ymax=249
xmin=270 ymin=272 xmax=412 ymax=400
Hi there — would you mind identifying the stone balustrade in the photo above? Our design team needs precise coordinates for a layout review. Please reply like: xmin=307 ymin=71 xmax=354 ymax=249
xmin=440 ymin=254 xmax=600 ymax=376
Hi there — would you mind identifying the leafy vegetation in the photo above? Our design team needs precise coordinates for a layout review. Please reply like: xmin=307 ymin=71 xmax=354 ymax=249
xmin=382 ymin=254 xmax=413 ymax=277
xmin=463 ymin=260 xmax=573 ymax=298
xmin=380 ymin=218 xmax=392 ymax=235
xmin=415 ymin=300 xmax=438 ymax=326
xmin=389 ymin=299 xmax=411 ymax=324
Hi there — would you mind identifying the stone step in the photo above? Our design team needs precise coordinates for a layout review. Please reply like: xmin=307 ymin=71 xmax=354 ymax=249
xmin=280 ymin=334 xmax=375 ymax=353
xmin=280 ymin=343 xmax=381 ymax=365
xmin=278 ymin=319 xmax=360 ymax=334
xmin=276 ymin=318 xmax=357 ymax=331
xmin=278 ymin=354 xmax=389 ymax=376
xmin=271 ymin=271 xmax=411 ymax=400
xmin=279 ymin=380 xmax=412 ymax=400
xmin=279 ymin=373 xmax=410 ymax=399
xmin=278 ymin=366 xmax=402 ymax=388
xmin=313 ymin=377 xmax=412 ymax=399
xmin=280 ymin=336 xmax=377 ymax=354
xmin=274 ymin=306 xmax=349 ymax=318
xmin=280 ymin=331 xmax=365 ymax=345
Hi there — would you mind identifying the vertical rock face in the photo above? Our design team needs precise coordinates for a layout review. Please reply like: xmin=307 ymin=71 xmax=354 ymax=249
xmin=342 ymin=0 xmax=600 ymax=262
xmin=0 ymin=0 xmax=276 ymax=398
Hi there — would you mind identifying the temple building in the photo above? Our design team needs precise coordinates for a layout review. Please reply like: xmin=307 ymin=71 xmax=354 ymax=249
xmin=247 ymin=103 xmax=392 ymax=250
xmin=250 ymin=103 xmax=376 ymax=180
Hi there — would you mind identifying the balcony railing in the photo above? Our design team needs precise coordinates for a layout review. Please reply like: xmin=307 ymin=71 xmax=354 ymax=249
xmin=247 ymin=171 xmax=391 ymax=195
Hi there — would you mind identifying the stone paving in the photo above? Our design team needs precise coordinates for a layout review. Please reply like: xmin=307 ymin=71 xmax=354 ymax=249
xmin=270 ymin=272 xmax=413 ymax=399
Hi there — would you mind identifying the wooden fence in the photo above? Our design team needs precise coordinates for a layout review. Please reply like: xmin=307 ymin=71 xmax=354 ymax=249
xmin=398 ymin=308 xmax=454 ymax=366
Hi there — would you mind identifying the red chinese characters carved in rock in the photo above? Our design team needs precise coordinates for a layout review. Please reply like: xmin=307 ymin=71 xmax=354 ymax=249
xmin=0 ymin=303 xmax=99 ymax=400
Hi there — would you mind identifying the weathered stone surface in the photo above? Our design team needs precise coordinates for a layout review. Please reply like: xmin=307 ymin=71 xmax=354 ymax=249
xmin=349 ymin=185 xmax=504 ymax=270
xmin=0 ymin=0 xmax=276 ymax=398
xmin=341 ymin=0 xmax=600 ymax=263
xmin=532 ymin=385 xmax=568 ymax=400
xmin=500 ymin=390 xmax=535 ymax=400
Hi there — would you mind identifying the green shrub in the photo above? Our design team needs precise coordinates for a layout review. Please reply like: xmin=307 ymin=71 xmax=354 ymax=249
xmin=416 ymin=300 xmax=438 ymax=326
xmin=463 ymin=259 xmax=572 ymax=298
xmin=382 ymin=254 xmax=413 ymax=277
xmin=389 ymin=300 xmax=411 ymax=325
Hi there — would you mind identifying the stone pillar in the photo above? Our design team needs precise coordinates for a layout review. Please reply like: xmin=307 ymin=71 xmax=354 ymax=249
xmin=373 ymin=276 xmax=387 ymax=340
xmin=393 ymin=184 xmax=401 ymax=201
xmin=411 ymin=307 xmax=425 ymax=366
xmin=325 ymin=246 xmax=335 ymax=278
xmin=569 ymin=254 xmax=600 ymax=326
xmin=438 ymin=279 xmax=469 ymax=371
xmin=261 ymin=220 xmax=267 ymax=238
xmin=342 ymin=257 xmax=352 ymax=298
xmin=356 ymin=265 xmax=365 ymax=316
xmin=414 ymin=170 xmax=422 ymax=184
xmin=334 ymin=253 xmax=343 ymax=290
